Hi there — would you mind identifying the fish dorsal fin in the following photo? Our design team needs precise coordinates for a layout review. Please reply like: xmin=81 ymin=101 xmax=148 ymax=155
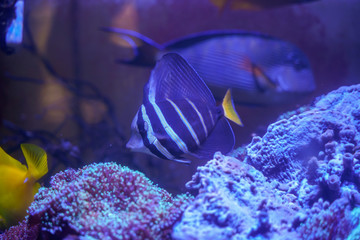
xmin=21 ymin=144 xmax=48 ymax=180
xmin=145 ymin=53 xmax=215 ymax=104
xmin=222 ymin=89 xmax=243 ymax=126
xmin=0 ymin=146 xmax=27 ymax=171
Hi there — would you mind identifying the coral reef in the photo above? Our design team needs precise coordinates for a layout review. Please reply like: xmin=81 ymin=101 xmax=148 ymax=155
xmin=172 ymin=153 xmax=301 ymax=240
xmin=2 ymin=84 xmax=360 ymax=240
xmin=1 ymin=162 xmax=193 ymax=240
xmin=247 ymin=84 xmax=360 ymax=183
xmin=174 ymin=84 xmax=360 ymax=239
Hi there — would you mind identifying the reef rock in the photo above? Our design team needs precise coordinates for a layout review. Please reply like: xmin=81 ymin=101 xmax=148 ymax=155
xmin=174 ymin=84 xmax=360 ymax=240
xmin=246 ymin=84 xmax=360 ymax=183
xmin=1 ymin=162 xmax=193 ymax=240
xmin=172 ymin=153 xmax=301 ymax=240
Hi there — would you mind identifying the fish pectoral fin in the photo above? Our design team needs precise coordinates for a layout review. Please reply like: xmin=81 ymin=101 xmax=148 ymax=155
xmin=191 ymin=118 xmax=235 ymax=160
xmin=21 ymin=144 xmax=48 ymax=180
xmin=222 ymin=89 xmax=243 ymax=126
xmin=252 ymin=64 xmax=277 ymax=91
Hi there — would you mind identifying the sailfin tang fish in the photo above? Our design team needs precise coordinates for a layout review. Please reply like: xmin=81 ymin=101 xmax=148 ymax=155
xmin=126 ymin=53 xmax=242 ymax=164
xmin=103 ymin=28 xmax=316 ymax=105
xmin=0 ymin=143 xmax=48 ymax=227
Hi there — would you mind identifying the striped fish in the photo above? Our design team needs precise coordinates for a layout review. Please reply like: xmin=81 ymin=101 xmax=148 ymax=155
xmin=126 ymin=53 xmax=242 ymax=164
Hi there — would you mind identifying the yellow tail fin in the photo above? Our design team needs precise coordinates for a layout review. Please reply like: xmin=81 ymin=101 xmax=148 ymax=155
xmin=21 ymin=144 xmax=48 ymax=180
xmin=222 ymin=89 xmax=243 ymax=126
xmin=0 ymin=147 xmax=27 ymax=171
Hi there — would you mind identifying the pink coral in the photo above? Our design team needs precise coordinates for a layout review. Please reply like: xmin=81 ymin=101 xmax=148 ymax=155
xmin=0 ymin=219 xmax=39 ymax=240
xmin=2 ymin=162 xmax=193 ymax=240
xmin=298 ymin=198 xmax=355 ymax=240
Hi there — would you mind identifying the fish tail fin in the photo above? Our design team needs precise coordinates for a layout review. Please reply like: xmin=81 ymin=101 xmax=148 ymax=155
xmin=101 ymin=27 xmax=162 ymax=67
xmin=21 ymin=144 xmax=48 ymax=180
xmin=222 ymin=89 xmax=243 ymax=126
xmin=0 ymin=146 xmax=27 ymax=170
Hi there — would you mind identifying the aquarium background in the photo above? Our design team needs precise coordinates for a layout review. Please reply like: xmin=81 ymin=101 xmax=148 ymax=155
xmin=1 ymin=0 xmax=359 ymax=195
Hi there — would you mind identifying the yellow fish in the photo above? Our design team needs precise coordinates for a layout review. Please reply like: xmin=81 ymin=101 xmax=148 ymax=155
xmin=0 ymin=143 xmax=48 ymax=227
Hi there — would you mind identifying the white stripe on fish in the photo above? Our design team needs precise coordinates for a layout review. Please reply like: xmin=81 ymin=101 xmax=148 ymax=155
xmin=166 ymin=98 xmax=200 ymax=146
xmin=141 ymin=105 xmax=174 ymax=159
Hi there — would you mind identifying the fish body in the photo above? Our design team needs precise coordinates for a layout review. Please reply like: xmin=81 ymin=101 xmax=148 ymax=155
xmin=0 ymin=143 xmax=48 ymax=227
xmin=104 ymin=29 xmax=316 ymax=105
xmin=126 ymin=53 xmax=242 ymax=163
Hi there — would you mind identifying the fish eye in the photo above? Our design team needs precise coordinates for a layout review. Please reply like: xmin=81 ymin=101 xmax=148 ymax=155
xmin=294 ymin=59 xmax=308 ymax=71
xmin=216 ymin=108 xmax=224 ymax=119
xmin=286 ymin=52 xmax=309 ymax=71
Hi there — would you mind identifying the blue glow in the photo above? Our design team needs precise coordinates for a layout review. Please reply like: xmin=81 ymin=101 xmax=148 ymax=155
xmin=6 ymin=0 xmax=24 ymax=45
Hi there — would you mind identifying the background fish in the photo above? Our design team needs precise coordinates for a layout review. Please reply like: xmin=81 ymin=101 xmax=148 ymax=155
xmin=0 ymin=143 xmax=48 ymax=227
xmin=126 ymin=53 xmax=242 ymax=164
xmin=103 ymin=29 xmax=316 ymax=105
xmin=209 ymin=0 xmax=319 ymax=11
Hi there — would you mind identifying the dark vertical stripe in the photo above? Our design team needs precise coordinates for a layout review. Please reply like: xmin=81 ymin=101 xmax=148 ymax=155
xmin=191 ymin=101 xmax=217 ymax=135
xmin=156 ymin=101 xmax=198 ymax=152
xmin=172 ymin=99 xmax=208 ymax=144
xmin=136 ymin=107 xmax=167 ymax=159
xmin=144 ymin=102 xmax=184 ymax=157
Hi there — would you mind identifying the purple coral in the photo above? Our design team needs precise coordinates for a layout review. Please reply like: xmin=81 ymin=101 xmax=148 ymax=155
xmin=173 ymin=153 xmax=302 ymax=240
xmin=327 ymin=174 xmax=340 ymax=191
xmin=0 ymin=220 xmax=39 ymax=240
xmin=298 ymin=198 xmax=355 ymax=240
xmin=1 ymin=162 xmax=193 ymax=240
xmin=246 ymin=84 xmax=360 ymax=183
xmin=174 ymin=84 xmax=360 ymax=240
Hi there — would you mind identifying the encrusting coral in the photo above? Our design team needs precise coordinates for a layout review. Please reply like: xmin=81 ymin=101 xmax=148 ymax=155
xmin=173 ymin=84 xmax=360 ymax=240
xmin=172 ymin=153 xmax=302 ymax=240
xmin=1 ymin=162 xmax=193 ymax=240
